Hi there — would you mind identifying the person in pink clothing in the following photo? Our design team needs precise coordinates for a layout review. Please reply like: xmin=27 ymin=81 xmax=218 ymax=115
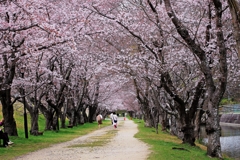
xmin=96 ymin=114 xmax=103 ymax=128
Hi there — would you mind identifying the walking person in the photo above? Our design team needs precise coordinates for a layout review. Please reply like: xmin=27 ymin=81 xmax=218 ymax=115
xmin=96 ymin=114 xmax=103 ymax=129
xmin=0 ymin=119 xmax=14 ymax=147
xmin=112 ymin=112 xmax=118 ymax=128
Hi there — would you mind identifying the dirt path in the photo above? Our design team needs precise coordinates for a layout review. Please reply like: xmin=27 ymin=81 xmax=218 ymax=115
xmin=15 ymin=117 xmax=150 ymax=160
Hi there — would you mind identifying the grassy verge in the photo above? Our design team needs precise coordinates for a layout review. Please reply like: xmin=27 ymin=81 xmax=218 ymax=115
xmin=132 ymin=118 xmax=233 ymax=160
xmin=0 ymin=110 xmax=111 ymax=160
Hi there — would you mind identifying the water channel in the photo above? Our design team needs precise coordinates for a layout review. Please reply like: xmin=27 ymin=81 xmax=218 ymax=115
xmin=200 ymin=123 xmax=240 ymax=159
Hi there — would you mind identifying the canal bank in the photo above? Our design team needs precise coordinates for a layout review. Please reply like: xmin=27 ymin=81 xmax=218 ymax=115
xmin=201 ymin=114 xmax=240 ymax=159
xmin=220 ymin=114 xmax=240 ymax=124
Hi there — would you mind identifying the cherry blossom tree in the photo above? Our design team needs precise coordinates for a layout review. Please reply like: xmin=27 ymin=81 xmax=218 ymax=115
xmin=84 ymin=0 xmax=236 ymax=158
xmin=1 ymin=1 xmax=239 ymax=159
xmin=163 ymin=0 xmax=228 ymax=158
xmin=0 ymin=0 xmax=44 ymax=136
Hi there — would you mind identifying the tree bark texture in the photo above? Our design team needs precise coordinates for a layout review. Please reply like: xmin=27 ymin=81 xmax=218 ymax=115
xmin=30 ymin=110 xmax=39 ymax=135
xmin=227 ymin=0 xmax=240 ymax=59
xmin=1 ymin=94 xmax=18 ymax=136
xmin=0 ymin=54 xmax=18 ymax=136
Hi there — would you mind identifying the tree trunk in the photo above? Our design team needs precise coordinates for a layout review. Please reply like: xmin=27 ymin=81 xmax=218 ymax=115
xmin=83 ymin=107 xmax=88 ymax=123
xmin=70 ymin=109 xmax=76 ymax=126
xmin=61 ymin=101 xmax=68 ymax=128
xmin=76 ymin=111 xmax=84 ymax=125
xmin=79 ymin=112 xmax=85 ymax=125
xmin=181 ymin=125 xmax=195 ymax=146
xmin=149 ymin=108 xmax=159 ymax=133
xmin=144 ymin=118 xmax=154 ymax=127
xmin=154 ymin=111 xmax=159 ymax=134
xmin=0 ymin=52 xmax=18 ymax=136
xmin=30 ymin=108 xmax=39 ymax=135
xmin=206 ymin=101 xmax=222 ymax=158
xmin=45 ymin=111 xmax=54 ymax=130
xmin=227 ymin=0 xmax=240 ymax=59
xmin=1 ymin=91 xmax=18 ymax=136
xmin=169 ymin=115 xmax=183 ymax=138
xmin=194 ymin=110 xmax=204 ymax=140
xmin=60 ymin=113 xmax=66 ymax=128
xmin=143 ymin=108 xmax=154 ymax=127
xmin=52 ymin=112 xmax=59 ymax=131
xmin=73 ymin=110 xmax=79 ymax=126
xmin=88 ymin=105 xmax=97 ymax=123
xmin=160 ymin=110 xmax=168 ymax=131
xmin=128 ymin=111 xmax=134 ymax=118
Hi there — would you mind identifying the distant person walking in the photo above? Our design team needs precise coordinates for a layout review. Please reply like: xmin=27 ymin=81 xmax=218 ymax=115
xmin=112 ymin=112 xmax=118 ymax=128
xmin=96 ymin=114 xmax=103 ymax=128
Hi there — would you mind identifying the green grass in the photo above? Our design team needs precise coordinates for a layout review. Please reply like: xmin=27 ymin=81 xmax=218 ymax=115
xmin=0 ymin=106 xmax=111 ymax=160
xmin=220 ymin=98 xmax=238 ymax=105
xmin=132 ymin=118 xmax=233 ymax=160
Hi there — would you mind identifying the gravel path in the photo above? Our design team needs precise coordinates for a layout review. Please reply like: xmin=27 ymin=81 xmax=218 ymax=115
xmin=15 ymin=117 xmax=150 ymax=160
